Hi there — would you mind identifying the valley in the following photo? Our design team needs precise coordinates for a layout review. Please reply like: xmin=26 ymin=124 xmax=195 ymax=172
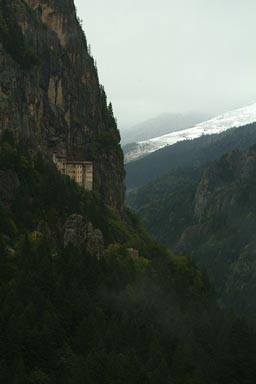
xmin=1 ymin=0 xmax=256 ymax=383
xmin=127 ymin=129 xmax=256 ymax=318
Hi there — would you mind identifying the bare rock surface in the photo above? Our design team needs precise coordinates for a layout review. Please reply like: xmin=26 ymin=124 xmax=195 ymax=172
xmin=64 ymin=214 xmax=104 ymax=258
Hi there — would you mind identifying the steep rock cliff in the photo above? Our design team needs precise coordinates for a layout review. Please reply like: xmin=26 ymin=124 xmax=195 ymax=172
xmin=176 ymin=147 xmax=256 ymax=315
xmin=0 ymin=0 xmax=125 ymax=210
xmin=127 ymin=143 xmax=256 ymax=316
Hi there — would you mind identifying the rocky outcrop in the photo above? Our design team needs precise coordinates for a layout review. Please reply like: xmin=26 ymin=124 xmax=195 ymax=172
xmin=85 ymin=222 xmax=104 ymax=259
xmin=0 ymin=0 xmax=125 ymax=211
xmin=194 ymin=150 xmax=241 ymax=222
xmin=175 ymin=224 xmax=209 ymax=255
xmin=194 ymin=149 xmax=256 ymax=222
xmin=176 ymin=147 xmax=256 ymax=315
xmin=64 ymin=214 xmax=87 ymax=248
xmin=64 ymin=214 xmax=104 ymax=258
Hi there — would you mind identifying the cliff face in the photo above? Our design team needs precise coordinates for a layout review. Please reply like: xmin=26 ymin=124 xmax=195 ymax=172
xmin=176 ymin=147 xmax=256 ymax=315
xmin=0 ymin=0 xmax=125 ymax=211
xmin=127 ymin=142 xmax=256 ymax=316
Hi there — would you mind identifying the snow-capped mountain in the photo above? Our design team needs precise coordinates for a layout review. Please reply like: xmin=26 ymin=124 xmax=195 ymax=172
xmin=124 ymin=102 xmax=256 ymax=163
xmin=121 ymin=112 xmax=210 ymax=145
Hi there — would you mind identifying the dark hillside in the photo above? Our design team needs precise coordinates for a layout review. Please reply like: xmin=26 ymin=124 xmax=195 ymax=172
xmin=1 ymin=135 xmax=256 ymax=383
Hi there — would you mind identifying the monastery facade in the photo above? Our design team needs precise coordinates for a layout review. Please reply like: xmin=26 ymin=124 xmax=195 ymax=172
xmin=53 ymin=153 xmax=93 ymax=191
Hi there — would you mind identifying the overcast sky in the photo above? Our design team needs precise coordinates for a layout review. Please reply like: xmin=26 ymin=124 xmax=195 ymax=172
xmin=75 ymin=0 xmax=256 ymax=128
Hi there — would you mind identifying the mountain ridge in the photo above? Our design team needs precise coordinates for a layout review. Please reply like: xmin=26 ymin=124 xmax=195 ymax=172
xmin=125 ymin=121 xmax=256 ymax=190
xmin=121 ymin=112 xmax=210 ymax=145
xmin=125 ymin=102 xmax=256 ymax=163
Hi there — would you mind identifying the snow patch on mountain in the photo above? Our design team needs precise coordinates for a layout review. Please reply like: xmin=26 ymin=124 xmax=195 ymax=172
xmin=124 ymin=102 xmax=256 ymax=163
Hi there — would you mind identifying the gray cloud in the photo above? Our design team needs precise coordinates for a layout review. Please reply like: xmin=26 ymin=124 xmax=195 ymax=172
xmin=75 ymin=0 xmax=256 ymax=128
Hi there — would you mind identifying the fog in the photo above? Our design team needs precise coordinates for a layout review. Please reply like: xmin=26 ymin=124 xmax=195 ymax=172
xmin=75 ymin=0 xmax=256 ymax=128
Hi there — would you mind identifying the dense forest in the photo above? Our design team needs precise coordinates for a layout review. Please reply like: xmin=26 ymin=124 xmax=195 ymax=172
xmin=1 ymin=134 xmax=256 ymax=382
xmin=127 ymin=167 xmax=201 ymax=247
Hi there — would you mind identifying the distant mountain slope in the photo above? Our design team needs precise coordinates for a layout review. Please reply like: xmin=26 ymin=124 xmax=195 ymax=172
xmin=125 ymin=103 xmax=256 ymax=163
xmin=126 ymin=122 xmax=256 ymax=190
xmin=127 ymin=145 xmax=256 ymax=317
xmin=121 ymin=112 xmax=210 ymax=145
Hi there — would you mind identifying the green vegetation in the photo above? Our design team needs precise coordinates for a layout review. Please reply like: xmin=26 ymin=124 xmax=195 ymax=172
xmin=0 ymin=0 xmax=39 ymax=69
xmin=127 ymin=167 xmax=201 ymax=246
xmin=0 ymin=134 xmax=256 ymax=383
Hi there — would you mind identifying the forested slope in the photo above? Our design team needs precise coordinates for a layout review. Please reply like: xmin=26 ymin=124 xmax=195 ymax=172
xmin=1 ymin=135 xmax=256 ymax=383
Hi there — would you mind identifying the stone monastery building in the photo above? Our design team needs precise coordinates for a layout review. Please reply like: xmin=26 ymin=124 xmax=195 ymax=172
xmin=53 ymin=152 xmax=93 ymax=191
